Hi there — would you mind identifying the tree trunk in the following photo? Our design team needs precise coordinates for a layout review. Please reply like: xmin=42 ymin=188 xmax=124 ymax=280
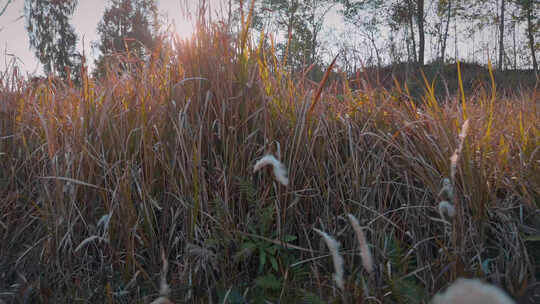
xmin=416 ymin=0 xmax=425 ymax=66
xmin=455 ymin=14 xmax=458 ymax=60
xmin=366 ymin=30 xmax=382 ymax=69
xmin=405 ymin=26 xmax=411 ymax=62
xmin=285 ymin=1 xmax=296 ymax=70
xmin=498 ymin=0 xmax=505 ymax=70
xmin=0 ymin=0 xmax=13 ymax=17
xmin=526 ymin=2 xmax=538 ymax=72
xmin=513 ymin=22 xmax=517 ymax=69
xmin=407 ymin=0 xmax=417 ymax=63
xmin=309 ymin=7 xmax=317 ymax=65
xmin=441 ymin=0 xmax=452 ymax=62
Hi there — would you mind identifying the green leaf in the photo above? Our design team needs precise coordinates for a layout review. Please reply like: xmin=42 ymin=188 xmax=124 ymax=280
xmin=259 ymin=251 xmax=267 ymax=273
xmin=283 ymin=235 xmax=297 ymax=242
xmin=241 ymin=242 xmax=256 ymax=250
xmin=392 ymin=278 xmax=426 ymax=304
xmin=302 ymin=291 xmax=326 ymax=304
xmin=270 ymin=256 xmax=279 ymax=272
xmin=255 ymin=274 xmax=282 ymax=291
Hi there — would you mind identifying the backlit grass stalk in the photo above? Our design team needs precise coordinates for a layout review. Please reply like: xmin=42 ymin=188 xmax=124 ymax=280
xmin=437 ymin=119 xmax=469 ymax=222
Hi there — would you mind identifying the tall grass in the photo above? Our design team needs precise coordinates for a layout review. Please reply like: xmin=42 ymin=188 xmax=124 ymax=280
xmin=0 ymin=9 xmax=538 ymax=303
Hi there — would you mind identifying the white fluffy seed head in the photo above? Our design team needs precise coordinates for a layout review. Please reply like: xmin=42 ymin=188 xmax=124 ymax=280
xmin=458 ymin=119 xmax=470 ymax=142
xmin=150 ymin=297 xmax=174 ymax=304
xmin=347 ymin=214 xmax=374 ymax=274
xmin=149 ymin=249 xmax=173 ymax=304
xmin=431 ymin=278 xmax=515 ymax=304
xmin=438 ymin=200 xmax=456 ymax=219
xmin=314 ymin=228 xmax=344 ymax=291
xmin=439 ymin=178 xmax=454 ymax=201
xmin=253 ymin=154 xmax=289 ymax=186
xmin=450 ymin=119 xmax=470 ymax=182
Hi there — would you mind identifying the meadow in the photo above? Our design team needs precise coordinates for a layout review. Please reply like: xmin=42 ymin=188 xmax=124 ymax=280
xmin=0 ymin=17 xmax=538 ymax=303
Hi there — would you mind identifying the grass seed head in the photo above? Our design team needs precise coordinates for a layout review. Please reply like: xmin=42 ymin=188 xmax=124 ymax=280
xmin=253 ymin=154 xmax=289 ymax=186
xmin=150 ymin=297 xmax=174 ymax=304
xmin=347 ymin=214 xmax=374 ymax=274
xmin=431 ymin=278 xmax=515 ymax=304
xmin=314 ymin=228 xmax=345 ymax=291
xmin=438 ymin=200 xmax=456 ymax=219
xmin=150 ymin=249 xmax=173 ymax=304
xmin=450 ymin=119 xmax=470 ymax=182
xmin=438 ymin=178 xmax=454 ymax=201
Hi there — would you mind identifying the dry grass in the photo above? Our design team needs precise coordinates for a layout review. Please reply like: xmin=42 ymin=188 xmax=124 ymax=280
xmin=0 ymin=9 xmax=538 ymax=304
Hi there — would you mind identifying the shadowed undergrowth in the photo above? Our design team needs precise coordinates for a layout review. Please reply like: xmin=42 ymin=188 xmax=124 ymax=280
xmin=0 ymin=14 xmax=539 ymax=304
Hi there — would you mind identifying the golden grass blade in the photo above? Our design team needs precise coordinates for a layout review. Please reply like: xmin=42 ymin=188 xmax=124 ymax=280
xmin=308 ymin=54 xmax=339 ymax=119
xmin=457 ymin=61 xmax=467 ymax=120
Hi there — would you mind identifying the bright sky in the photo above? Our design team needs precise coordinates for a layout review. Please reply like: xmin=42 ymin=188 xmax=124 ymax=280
xmin=0 ymin=0 xmax=211 ymax=74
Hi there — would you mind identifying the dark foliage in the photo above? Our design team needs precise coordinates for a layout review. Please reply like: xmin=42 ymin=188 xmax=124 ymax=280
xmin=93 ymin=0 xmax=158 ymax=78
xmin=24 ymin=0 xmax=78 ymax=79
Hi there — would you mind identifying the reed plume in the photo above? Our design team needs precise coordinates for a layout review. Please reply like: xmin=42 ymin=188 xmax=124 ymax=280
xmin=314 ymin=228 xmax=345 ymax=291
xmin=150 ymin=249 xmax=173 ymax=304
xmin=253 ymin=154 xmax=289 ymax=186
xmin=431 ymin=278 xmax=515 ymax=304
xmin=347 ymin=214 xmax=374 ymax=274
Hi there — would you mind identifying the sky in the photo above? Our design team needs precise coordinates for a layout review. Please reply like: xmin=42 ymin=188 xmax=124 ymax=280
xmin=0 ymin=0 xmax=210 ymax=74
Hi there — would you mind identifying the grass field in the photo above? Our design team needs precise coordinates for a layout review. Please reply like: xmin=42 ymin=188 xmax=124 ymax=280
xmin=0 ymin=16 xmax=539 ymax=304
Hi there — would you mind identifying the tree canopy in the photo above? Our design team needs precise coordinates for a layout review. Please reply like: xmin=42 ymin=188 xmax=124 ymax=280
xmin=24 ymin=0 xmax=79 ymax=78
xmin=236 ymin=0 xmax=333 ymax=72
xmin=93 ymin=0 xmax=158 ymax=78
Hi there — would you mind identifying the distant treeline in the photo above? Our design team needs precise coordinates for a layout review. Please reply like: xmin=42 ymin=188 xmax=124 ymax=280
xmin=4 ymin=0 xmax=539 ymax=83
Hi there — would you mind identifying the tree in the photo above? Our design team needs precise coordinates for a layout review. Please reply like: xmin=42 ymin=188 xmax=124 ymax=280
xmin=460 ymin=0 xmax=537 ymax=70
xmin=93 ymin=0 xmax=158 ymax=78
xmin=24 ymin=0 xmax=79 ymax=78
xmin=238 ymin=0 xmax=333 ymax=71
xmin=416 ymin=0 xmax=425 ymax=65
xmin=0 ymin=0 xmax=13 ymax=17
xmin=498 ymin=0 xmax=506 ymax=69
xmin=407 ymin=0 xmax=417 ymax=63
xmin=434 ymin=0 xmax=456 ymax=62
xmin=340 ymin=0 xmax=426 ymax=66
xmin=513 ymin=0 xmax=538 ymax=72
xmin=339 ymin=0 xmax=389 ymax=67
xmin=300 ymin=0 xmax=335 ymax=65
xmin=388 ymin=1 xmax=422 ymax=63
